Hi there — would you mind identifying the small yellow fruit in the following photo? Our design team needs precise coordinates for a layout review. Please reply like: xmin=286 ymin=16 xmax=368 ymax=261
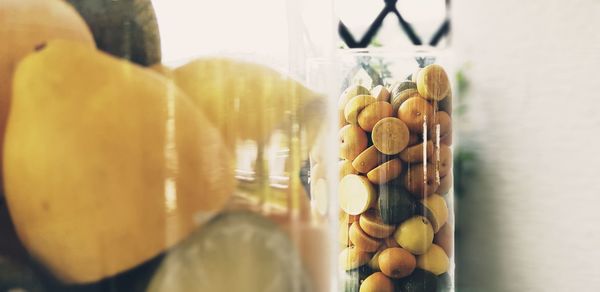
xmin=416 ymin=244 xmax=449 ymax=275
xmin=421 ymin=194 xmax=449 ymax=233
xmin=393 ymin=216 xmax=434 ymax=255
xmin=340 ymin=246 xmax=371 ymax=271
xmin=344 ymin=95 xmax=377 ymax=125
xmin=416 ymin=64 xmax=450 ymax=101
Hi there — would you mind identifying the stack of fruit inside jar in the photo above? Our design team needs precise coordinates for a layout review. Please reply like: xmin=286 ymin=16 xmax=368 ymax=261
xmin=337 ymin=64 xmax=453 ymax=292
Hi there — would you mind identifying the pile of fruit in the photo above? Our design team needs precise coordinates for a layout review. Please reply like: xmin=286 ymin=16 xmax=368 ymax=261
xmin=336 ymin=64 xmax=453 ymax=292
xmin=0 ymin=0 xmax=323 ymax=291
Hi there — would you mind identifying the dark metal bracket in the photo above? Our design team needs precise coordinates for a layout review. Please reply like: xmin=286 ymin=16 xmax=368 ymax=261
xmin=339 ymin=0 xmax=450 ymax=48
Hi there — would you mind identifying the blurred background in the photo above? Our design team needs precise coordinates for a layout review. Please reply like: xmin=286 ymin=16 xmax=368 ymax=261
xmin=151 ymin=0 xmax=600 ymax=290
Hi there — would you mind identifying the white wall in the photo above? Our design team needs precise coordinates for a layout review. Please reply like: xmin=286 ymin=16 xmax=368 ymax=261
xmin=453 ymin=0 xmax=600 ymax=290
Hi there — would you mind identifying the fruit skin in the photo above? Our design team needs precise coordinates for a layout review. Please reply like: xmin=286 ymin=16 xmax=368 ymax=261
xmin=173 ymin=58 xmax=323 ymax=147
xmin=377 ymin=183 xmax=415 ymax=225
xmin=367 ymin=159 xmax=402 ymax=185
xmin=359 ymin=209 xmax=396 ymax=239
xmin=349 ymin=222 xmax=381 ymax=252
xmin=393 ymin=216 xmax=434 ymax=255
xmin=0 ymin=0 xmax=94 ymax=192
xmin=339 ymin=85 xmax=371 ymax=127
xmin=371 ymin=117 xmax=410 ymax=155
xmin=419 ymin=194 xmax=449 ymax=233
xmin=352 ymin=146 xmax=385 ymax=174
xmin=399 ymin=141 xmax=434 ymax=163
xmin=433 ymin=144 xmax=453 ymax=178
xmin=378 ymin=247 xmax=416 ymax=279
xmin=345 ymin=95 xmax=377 ymax=125
xmin=358 ymin=101 xmax=394 ymax=132
xmin=416 ymin=244 xmax=449 ymax=276
xmin=416 ymin=64 xmax=450 ymax=101
xmin=340 ymin=160 xmax=360 ymax=179
xmin=434 ymin=223 xmax=453 ymax=258
xmin=359 ymin=272 xmax=393 ymax=292
xmin=428 ymin=111 xmax=452 ymax=140
xmin=371 ymin=85 xmax=391 ymax=102
xmin=397 ymin=96 xmax=434 ymax=134
xmin=436 ymin=172 xmax=453 ymax=195
xmin=66 ymin=0 xmax=161 ymax=66
xmin=4 ymin=40 xmax=235 ymax=283
xmin=390 ymin=88 xmax=420 ymax=114
xmin=340 ymin=125 xmax=369 ymax=161
xmin=404 ymin=164 xmax=440 ymax=199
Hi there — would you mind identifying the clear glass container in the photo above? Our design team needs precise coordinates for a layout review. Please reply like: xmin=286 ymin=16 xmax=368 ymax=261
xmin=0 ymin=0 xmax=334 ymax=291
xmin=309 ymin=49 xmax=455 ymax=292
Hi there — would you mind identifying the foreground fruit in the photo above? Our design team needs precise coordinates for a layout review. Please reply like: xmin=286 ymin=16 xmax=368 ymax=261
xmin=173 ymin=58 xmax=323 ymax=147
xmin=148 ymin=211 xmax=308 ymax=292
xmin=66 ymin=0 xmax=161 ymax=66
xmin=0 ymin=0 xmax=94 ymax=190
xmin=3 ymin=40 xmax=234 ymax=283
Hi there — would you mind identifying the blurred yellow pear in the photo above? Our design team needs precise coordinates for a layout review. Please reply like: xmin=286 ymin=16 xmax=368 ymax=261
xmin=3 ymin=40 xmax=235 ymax=283
xmin=172 ymin=58 xmax=324 ymax=148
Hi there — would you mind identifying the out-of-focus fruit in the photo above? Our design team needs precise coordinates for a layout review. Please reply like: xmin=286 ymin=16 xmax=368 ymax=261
xmin=173 ymin=58 xmax=323 ymax=147
xmin=395 ymin=269 xmax=438 ymax=292
xmin=148 ymin=211 xmax=308 ymax=292
xmin=370 ymin=85 xmax=390 ymax=102
xmin=416 ymin=244 xmax=449 ymax=276
xmin=340 ymin=246 xmax=372 ymax=271
xmin=359 ymin=272 xmax=393 ymax=292
xmin=377 ymin=184 xmax=415 ymax=225
xmin=349 ymin=222 xmax=381 ymax=252
xmin=66 ymin=0 xmax=161 ymax=66
xmin=416 ymin=64 xmax=450 ymax=101
xmin=378 ymin=247 xmax=416 ymax=279
xmin=352 ymin=146 xmax=385 ymax=174
xmin=419 ymin=194 xmax=448 ymax=233
xmin=4 ymin=40 xmax=234 ymax=283
xmin=404 ymin=164 xmax=440 ymax=199
xmin=340 ymin=125 xmax=369 ymax=160
xmin=359 ymin=209 xmax=395 ymax=239
xmin=340 ymin=174 xmax=375 ymax=216
xmin=371 ymin=117 xmax=409 ymax=155
xmin=393 ymin=216 xmax=434 ymax=255
xmin=367 ymin=159 xmax=402 ymax=185
xmin=344 ymin=95 xmax=376 ymax=125
xmin=0 ymin=0 xmax=94 ymax=190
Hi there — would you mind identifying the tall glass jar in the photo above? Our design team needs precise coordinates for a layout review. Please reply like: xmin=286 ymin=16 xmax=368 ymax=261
xmin=310 ymin=49 xmax=455 ymax=292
